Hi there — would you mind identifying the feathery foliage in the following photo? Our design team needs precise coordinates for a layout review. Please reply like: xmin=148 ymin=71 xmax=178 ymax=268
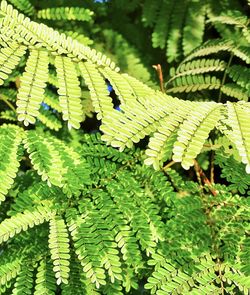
xmin=0 ymin=0 xmax=249 ymax=294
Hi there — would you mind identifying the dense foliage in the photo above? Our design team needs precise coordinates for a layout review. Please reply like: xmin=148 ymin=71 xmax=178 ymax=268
xmin=0 ymin=0 xmax=249 ymax=294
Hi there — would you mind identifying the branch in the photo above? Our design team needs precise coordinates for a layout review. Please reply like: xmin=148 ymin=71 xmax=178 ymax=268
xmin=193 ymin=160 xmax=217 ymax=196
xmin=153 ymin=64 xmax=165 ymax=93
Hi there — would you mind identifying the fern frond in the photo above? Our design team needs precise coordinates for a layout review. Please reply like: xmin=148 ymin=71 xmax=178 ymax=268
xmin=221 ymin=83 xmax=249 ymax=101
xmin=0 ymin=88 xmax=17 ymax=102
xmin=0 ymin=109 xmax=16 ymax=121
xmin=76 ymin=198 xmax=123 ymax=283
xmin=0 ymin=42 xmax=26 ymax=85
xmin=43 ymin=89 xmax=62 ymax=113
xmin=142 ymin=0 xmax=161 ymax=27
xmin=0 ymin=206 xmax=52 ymax=244
xmin=80 ymin=132 xmax=134 ymax=164
xmin=0 ymin=259 xmax=21 ymax=287
xmin=145 ymin=253 xmax=219 ymax=294
xmin=55 ymin=55 xmax=83 ymax=129
xmin=152 ymin=0 xmax=174 ymax=50
xmin=99 ymin=67 xmax=135 ymax=104
xmin=223 ymin=266 xmax=250 ymax=294
xmin=34 ymin=259 xmax=56 ymax=295
xmin=145 ymin=105 xmax=192 ymax=170
xmin=91 ymin=188 xmax=143 ymax=267
xmin=231 ymin=46 xmax=250 ymax=64
xmin=45 ymin=135 xmax=91 ymax=196
xmin=215 ymin=153 xmax=250 ymax=194
xmin=166 ymin=1 xmax=188 ymax=62
xmin=78 ymin=62 xmax=113 ymax=120
xmin=226 ymin=102 xmax=250 ymax=173
xmin=23 ymin=131 xmax=65 ymax=187
xmin=66 ymin=209 xmax=107 ymax=289
xmin=16 ymin=49 xmax=49 ymax=126
xmin=172 ymin=103 xmax=222 ymax=169
xmin=183 ymin=39 xmax=233 ymax=62
xmin=208 ymin=10 xmax=249 ymax=29
xmin=169 ymin=59 xmax=226 ymax=81
xmin=12 ymin=264 xmax=34 ymax=294
xmin=227 ymin=65 xmax=250 ymax=95
xmin=37 ymin=7 xmax=94 ymax=22
xmin=120 ymin=74 xmax=155 ymax=103
xmin=62 ymin=31 xmax=93 ymax=46
xmin=49 ymin=216 xmax=70 ymax=285
xmin=167 ymin=75 xmax=221 ymax=93
xmin=61 ymin=254 xmax=100 ymax=295
xmin=182 ymin=1 xmax=206 ymax=56
xmin=0 ymin=125 xmax=22 ymax=202
xmin=37 ymin=108 xmax=62 ymax=131
xmin=6 ymin=0 xmax=34 ymax=16
xmin=0 ymin=0 xmax=118 ymax=70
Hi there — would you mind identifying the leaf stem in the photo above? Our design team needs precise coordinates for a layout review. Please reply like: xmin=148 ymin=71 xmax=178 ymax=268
xmin=0 ymin=96 xmax=16 ymax=112
xmin=218 ymin=53 xmax=233 ymax=103
xmin=194 ymin=160 xmax=217 ymax=196
xmin=210 ymin=151 xmax=215 ymax=184
xmin=162 ymin=160 xmax=176 ymax=170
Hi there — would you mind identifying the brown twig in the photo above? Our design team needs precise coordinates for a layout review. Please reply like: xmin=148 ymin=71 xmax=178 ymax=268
xmin=193 ymin=160 xmax=217 ymax=196
xmin=153 ymin=64 xmax=165 ymax=93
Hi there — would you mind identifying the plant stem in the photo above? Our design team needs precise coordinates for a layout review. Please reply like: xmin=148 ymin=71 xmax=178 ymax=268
xmin=162 ymin=160 xmax=176 ymax=170
xmin=153 ymin=64 xmax=165 ymax=93
xmin=194 ymin=160 xmax=217 ymax=196
xmin=218 ymin=53 xmax=233 ymax=103
xmin=210 ymin=151 xmax=215 ymax=184
xmin=0 ymin=96 xmax=16 ymax=112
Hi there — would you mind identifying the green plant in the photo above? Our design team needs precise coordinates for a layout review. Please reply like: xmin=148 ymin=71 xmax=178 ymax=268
xmin=0 ymin=0 xmax=249 ymax=294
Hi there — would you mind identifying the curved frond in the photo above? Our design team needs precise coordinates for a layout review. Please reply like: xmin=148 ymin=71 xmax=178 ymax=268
xmin=0 ymin=43 xmax=26 ymax=85
xmin=208 ymin=10 xmax=249 ymax=28
xmin=37 ymin=7 xmax=94 ymax=22
xmin=183 ymin=39 xmax=233 ymax=62
xmin=0 ymin=206 xmax=52 ymax=244
xmin=6 ymin=0 xmax=34 ymax=16
xmin=0 ymin=259 xmax=21 ymax=287
xmin=169 ymin=59 xmax=226 ymax=81
xmin=182 ymin=1 xmax=206 ymax=56
xmin=0 ymin=125 xmax=22 ymax=202
xmin=78 ymin=62 xmax=113 ymax=120
xmin=152 ymin=0 xmax=174 ymax=50
xmin=49 ymin=216 xmax=70 ymax=285
xmin=17 ymin=49 xmax=49 ymax=126
xmin=37 ymin=108 xmax=62 ymax=131
xmin=231 ymin=46 xmax=250 ymax=64
xmin=145 ymin=104 xmax=193 ymax=170
xmin=23 ymin=131 xmax=65 ymax=187
xmin=12 ymin=264 xmax=34 ymax=294
xmin=221 ymin=83 xmax=249 ymax=101
xmin=142 ymin=0 xmax=161 ymax=27
xmin=43 ymin=89 xmax=62 ymax=113
xmin=0 ymin=0 xmax=118 ymax=69
xmin=166 ymin=0 xmax=188 ymax=62
xmin=173 ymin=103 xmax=223 ymax=169
xmin=226 ymin=102 xmax=250 ymax=173
xmin=227 ymin=65 xmax=250 ymax=94
xmin=34 ymin=259 xmax=56 ymax=295
xmin=55 ymin=55 xmax=82 ymax=129
xmin=167 ymin=75 xmax=221 ymax=93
